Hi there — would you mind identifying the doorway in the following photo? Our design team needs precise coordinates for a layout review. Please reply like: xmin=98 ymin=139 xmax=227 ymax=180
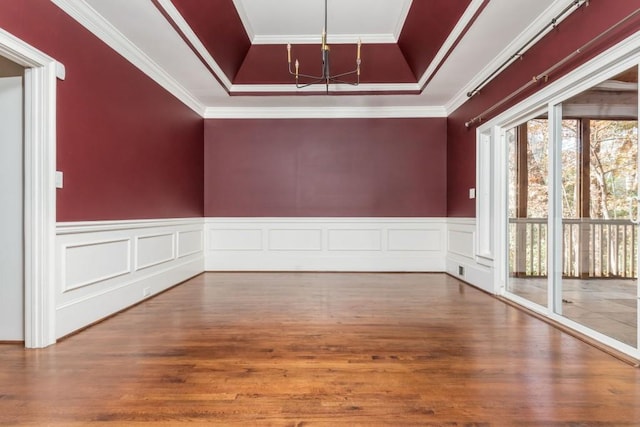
xmin=0 ymin=56 xmax=24 ymax=341
xmin=0 ymin=28 xmax=62 ymax=348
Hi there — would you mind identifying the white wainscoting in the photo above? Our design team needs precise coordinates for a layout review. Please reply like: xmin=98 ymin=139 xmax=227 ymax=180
xmin=445 ymin=218 xmax=495 ymax=294
xmin=205 ymin=218 xmax=447 ymax=271
xmin=55 ymin=218 xmax=204 ymax=338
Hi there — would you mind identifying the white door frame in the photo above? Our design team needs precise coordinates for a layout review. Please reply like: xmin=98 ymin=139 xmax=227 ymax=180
xmin=0 ymin=27 xmax=64 ymax=348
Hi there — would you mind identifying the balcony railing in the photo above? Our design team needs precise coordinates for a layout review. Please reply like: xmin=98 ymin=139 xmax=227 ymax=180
xmin=509 ymin=218 xmax=637 ymax=278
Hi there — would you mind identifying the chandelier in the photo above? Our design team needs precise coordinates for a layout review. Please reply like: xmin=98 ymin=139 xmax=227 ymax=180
xmin=286 ymin=0 xmax=361 ymax=93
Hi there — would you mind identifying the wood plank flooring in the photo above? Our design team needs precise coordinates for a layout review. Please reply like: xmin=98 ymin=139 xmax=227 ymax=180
xmin=1 ymin=272 xmax=639 ymax=426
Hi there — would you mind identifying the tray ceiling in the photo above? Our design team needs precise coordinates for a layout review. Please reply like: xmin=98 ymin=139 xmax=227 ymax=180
xmin=59 ymin=0 xmax=571 ymax=116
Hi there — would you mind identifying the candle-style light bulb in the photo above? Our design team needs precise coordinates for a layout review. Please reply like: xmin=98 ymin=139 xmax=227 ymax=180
xmin=357 ymin=38 xmax=361 ymax=61
xmin=295 ymin=59 xmax=299 ymax=77
xmin=287 ymin=43 xmax=291 ymax=63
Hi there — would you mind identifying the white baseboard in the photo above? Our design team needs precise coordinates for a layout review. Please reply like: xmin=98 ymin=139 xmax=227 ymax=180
xmin=205 ymin=218 xmax=447 ymax=271
xmin=446 ymin=256 xmax=494 ymax=294
xmin=55 ymin=218 xmax=204 ymax=338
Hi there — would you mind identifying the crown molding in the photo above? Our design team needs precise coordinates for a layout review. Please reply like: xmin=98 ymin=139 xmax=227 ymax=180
xmin=393 ymin=0 xmax=413 ymax=41
xmin=155 ymin=0 xmax=233 ymax=90
xmin=445 ymin=0 xmax=586 ymax=115
xmin=253 ymin=33 xmax=396 ymax=45
xmin=417 ymin=0 xmax=487 ymax=90
xmin=230 ymin=82 xmax=421 ymax=94
xmin=203 ymin=105 xmax=446 ymax=119
xmin=231 ymin=0 xmax=256 ymax=42
xmin=50 ymin=0 xmax=205 ymax=116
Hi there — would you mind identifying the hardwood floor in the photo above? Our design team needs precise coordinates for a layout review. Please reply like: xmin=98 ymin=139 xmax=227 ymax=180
xmin=1 ymin=272 xmax=639 ymax=426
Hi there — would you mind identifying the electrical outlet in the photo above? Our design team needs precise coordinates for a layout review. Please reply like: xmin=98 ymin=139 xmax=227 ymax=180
xmin=458 ymin=266 xmax=465 ymax=276
xmin=143 ymin=287 xmax=151 ymax=297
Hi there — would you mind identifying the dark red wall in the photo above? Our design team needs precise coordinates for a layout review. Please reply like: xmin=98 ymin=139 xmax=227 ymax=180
xmin=398 ymin=0 xmax=471 ymax=80
xmin=447 ymin=0 xmax=640 ymax=217
xmin=205 ymin=118 xmax=446 ymax=217
xmin=0 ymin=0 xmax=204 ymax=221
xmin=170 ymin=0 xmax=250 ymax=82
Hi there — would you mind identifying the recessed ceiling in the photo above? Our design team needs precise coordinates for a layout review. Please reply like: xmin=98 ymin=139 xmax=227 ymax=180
xmin=233 ymin=0 xmax=413 ymax=44
xmin=59 ymin=0 xmax=573 ymax=116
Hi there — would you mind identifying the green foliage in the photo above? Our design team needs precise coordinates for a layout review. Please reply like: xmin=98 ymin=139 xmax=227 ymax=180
xmin=508 ymin=119 xmax=638 ymax=220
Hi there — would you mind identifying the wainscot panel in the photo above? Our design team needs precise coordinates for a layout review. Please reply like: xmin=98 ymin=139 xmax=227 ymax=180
xmin=55 ymin=218 xmax=204 ymax=338
xmin=205 ymin=218 xmax=447 ymax=272
xmin=445 ymin=218 xmax=495 ymax=294
xmin=64 ymin=239 xmax=130 ymax=292
xmin=178 ymin=229 xmax=204 ymax=258
xmin=328 ymin=229 xmax=382 ymax=251
xmin=135 ymin=233 xmax=175 ymax=271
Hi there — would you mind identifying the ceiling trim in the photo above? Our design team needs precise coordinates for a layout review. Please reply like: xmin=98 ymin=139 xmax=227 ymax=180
xmin=204 ymin=105 xmax=447 ymax=119
xmin=393 ymin=0 xmax=414 ymax=42
xmin=230 ymin=82 xmax=421 ymax=94
xmin=231 ymin=0 xmax=256 ymax=42
xmin=51 ymin=0 xmax=206 ymax=116
xmin=417 ymin=0 xmax=487 ymax=90
xmin=155 ymin=0 xmax=233 ymax=91
xmin=253 ymin=34 xmax=396 ymax=45
xmin=445 ymin=0 xmax=587 ymax=115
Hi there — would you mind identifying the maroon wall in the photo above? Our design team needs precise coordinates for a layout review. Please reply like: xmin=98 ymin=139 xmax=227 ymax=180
xmin=0 ymin=0 xmax=204 ymax=221
xmin=447 ymin=0 xmax=640 ymax=217
xmin=205 ymin=118 xmax=446 ymax=217
xmin=170 ymin=0 xmax=250 ymax=83
xmin=398 ymin=0 xmax=471 ymax=80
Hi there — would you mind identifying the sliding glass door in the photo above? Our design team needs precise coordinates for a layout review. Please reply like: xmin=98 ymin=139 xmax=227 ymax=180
xmin=555 ymin=66 xmax=639 ymax=348
xmin=503 ymin=64 xmax=639 ymax=352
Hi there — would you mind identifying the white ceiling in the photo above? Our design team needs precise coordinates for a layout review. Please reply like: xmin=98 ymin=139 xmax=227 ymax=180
xmin=64 ymin=0 xmax=569 ymax=117
xmin=233 ymin=0 xmax=413 ymax=44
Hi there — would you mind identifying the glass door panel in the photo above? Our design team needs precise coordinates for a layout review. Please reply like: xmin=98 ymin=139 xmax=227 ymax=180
xmin=507 ymin=114 xmax=549 ymax=307
xmin=557 ymin=66 xmax=638 ymax=347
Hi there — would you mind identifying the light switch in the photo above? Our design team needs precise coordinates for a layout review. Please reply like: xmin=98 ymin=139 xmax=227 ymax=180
xmin=55 ymin=171 xmax=63 ymax=189
xmin=469 ymin=188 xmax=476 ymax=199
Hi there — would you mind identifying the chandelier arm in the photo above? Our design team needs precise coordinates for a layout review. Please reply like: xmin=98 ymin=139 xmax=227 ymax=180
xmin=329 ymin=78 xmax=359 ymax=86
xmin=288 ymin=57 xmax=326 ymax=80
xmin=295 ymin=77 xmax=328 ymax=89
xmin=291 ymin=70 xmax=327 ymax=80
xmin=329 ymin=69 xmax=359 ymax=79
